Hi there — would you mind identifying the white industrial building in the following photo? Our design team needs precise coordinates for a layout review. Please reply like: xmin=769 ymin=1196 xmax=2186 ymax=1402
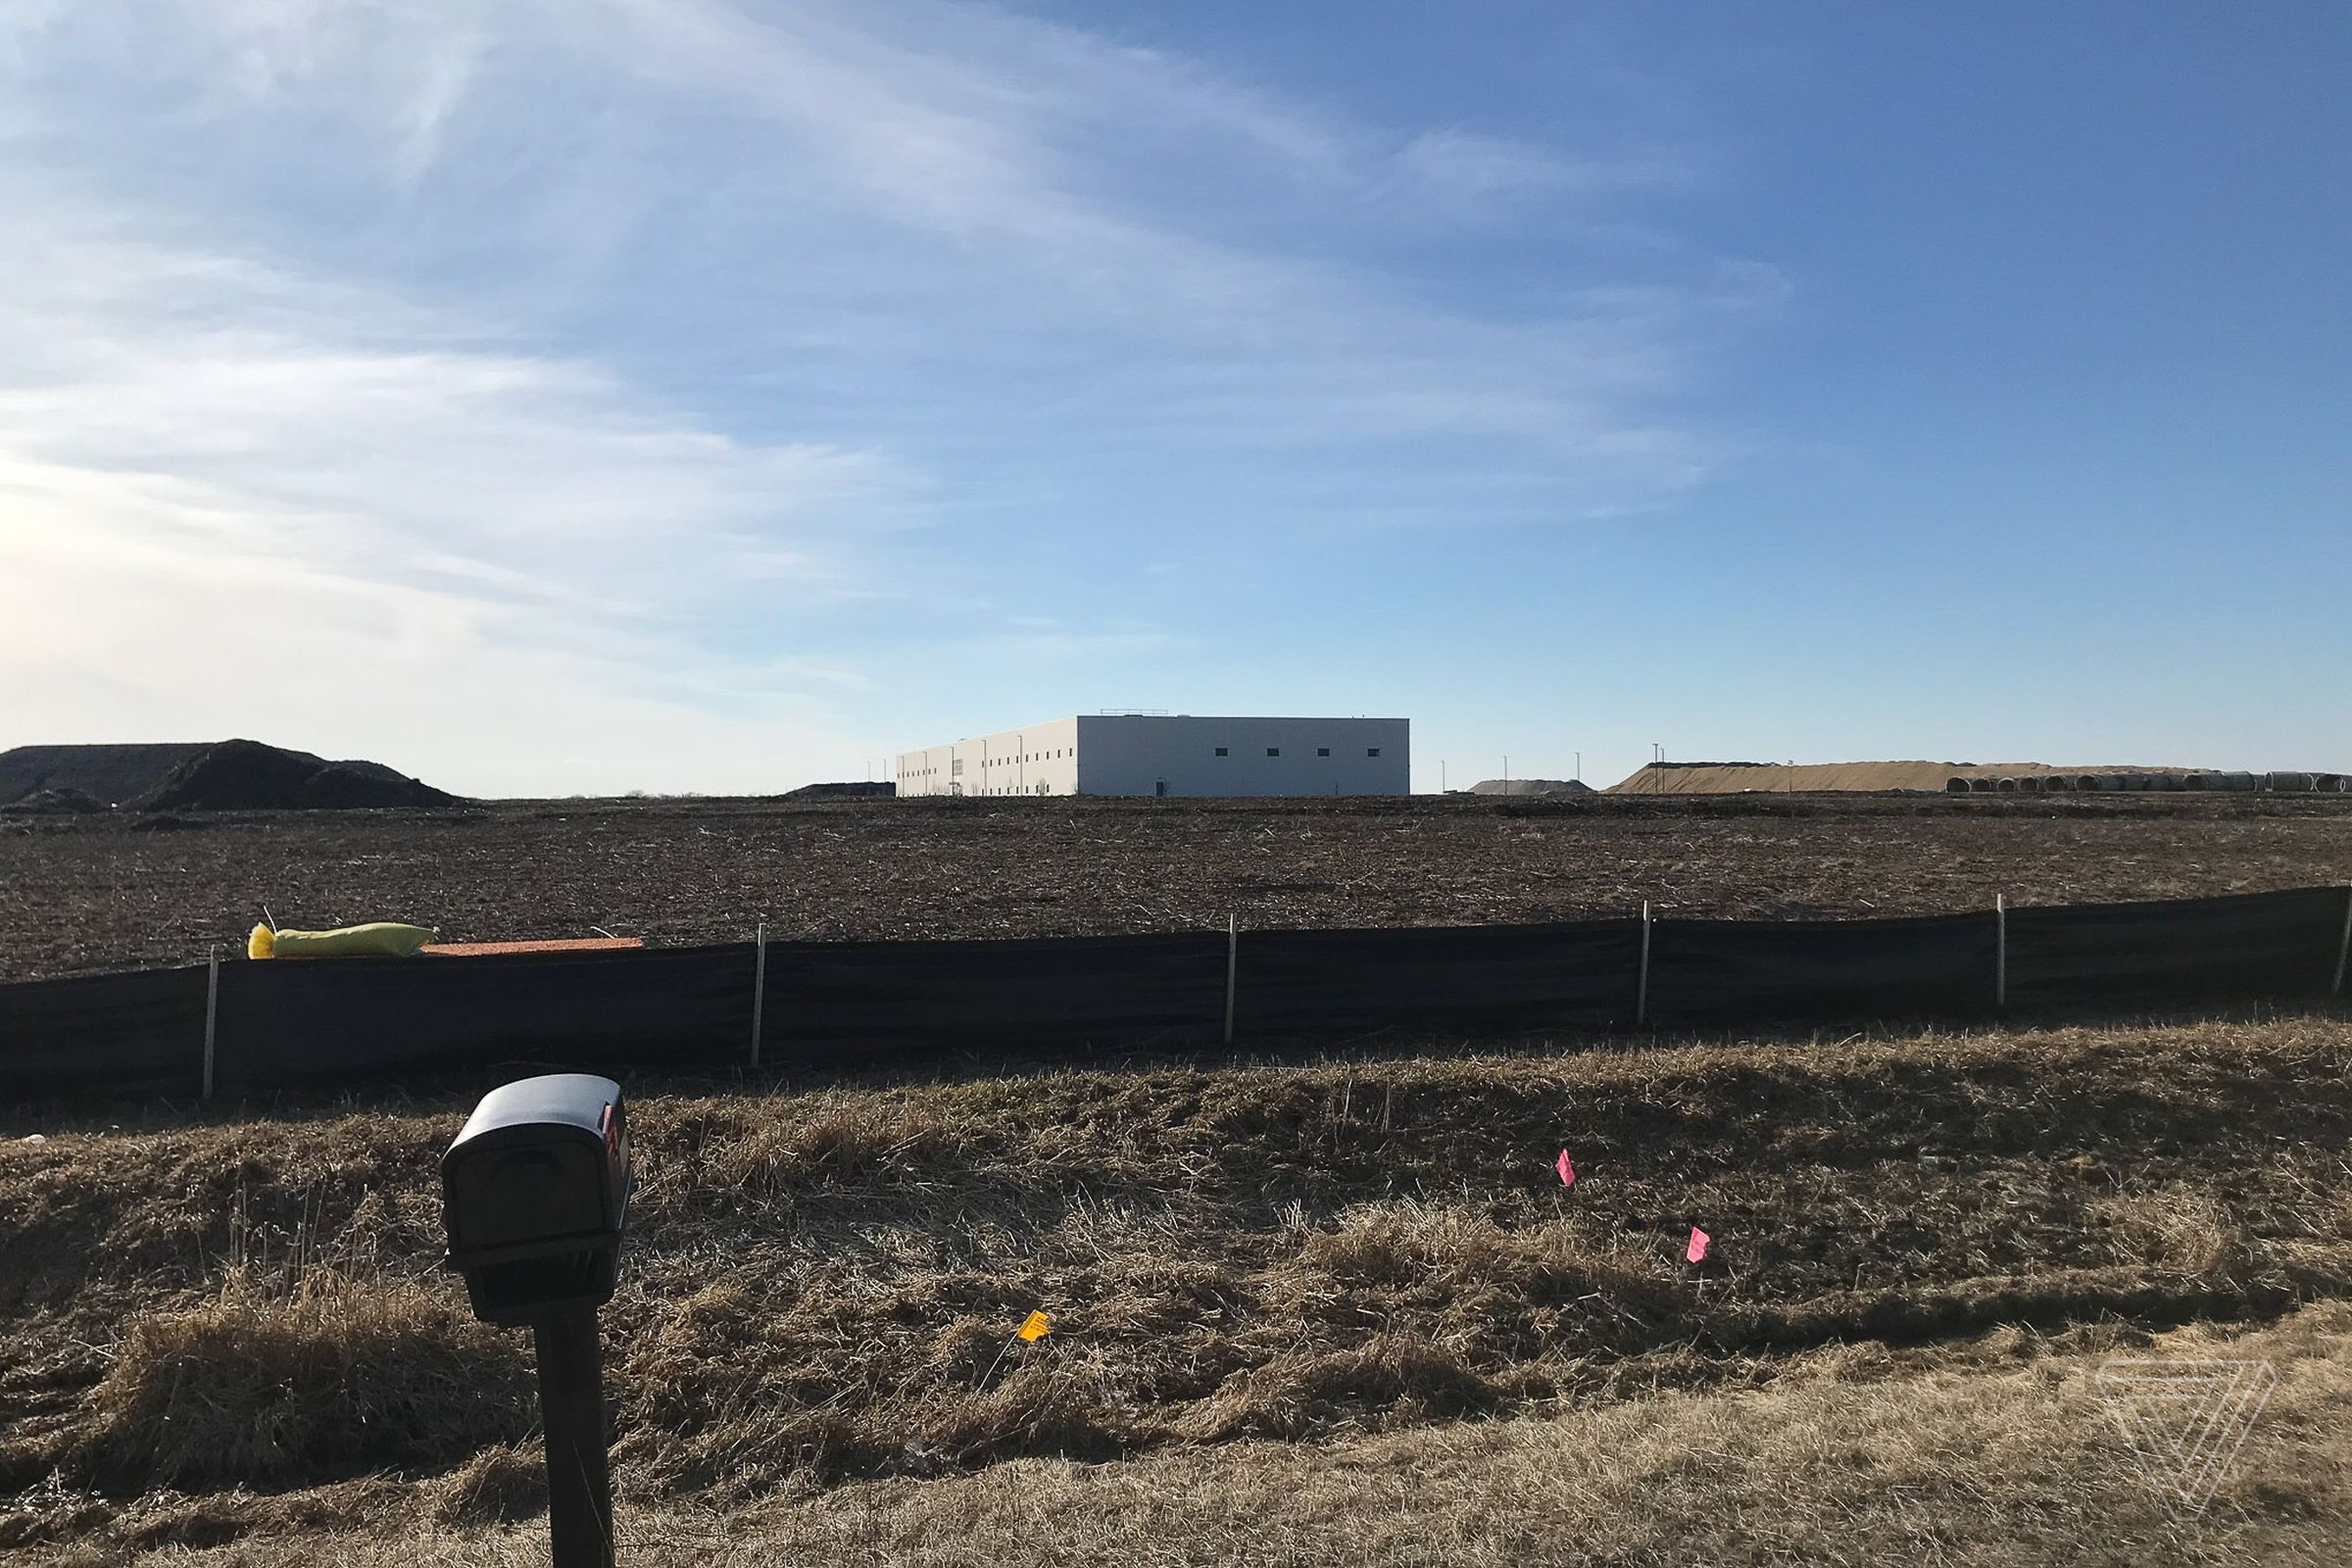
xmin=896 ymin=714 xmax=1410 ymax=798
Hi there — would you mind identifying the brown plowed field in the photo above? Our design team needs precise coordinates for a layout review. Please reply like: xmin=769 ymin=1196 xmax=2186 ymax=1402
xmin=2 ymin=792 xmax=2350 ymax=983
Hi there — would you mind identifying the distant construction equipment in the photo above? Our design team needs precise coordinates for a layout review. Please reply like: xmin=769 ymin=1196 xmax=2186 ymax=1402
xmin=1942 ymin=770 xmax=2345 ymax=795
xmin=1608 ymin=760 xmax=2347 ymax=796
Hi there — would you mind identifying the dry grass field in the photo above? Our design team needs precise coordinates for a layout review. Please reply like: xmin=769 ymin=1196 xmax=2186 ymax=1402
xmin=4 ymin=792 xmax=2351 ymax=982
xmin=5 ymin=1008 xmax=2351 ymax=1564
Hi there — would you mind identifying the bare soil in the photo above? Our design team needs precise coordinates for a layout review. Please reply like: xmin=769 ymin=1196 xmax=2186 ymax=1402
xmin=4 ymin=792 xmax=2349 ymax=983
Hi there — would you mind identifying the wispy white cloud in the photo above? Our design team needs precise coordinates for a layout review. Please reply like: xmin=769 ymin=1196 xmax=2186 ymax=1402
xmin=0 ymin=0 xmax=1770 ymax=790
xmin=0 ymin=205 xmax=915 ymax=791
xmin=1391 ymin=128 xmax=1697 ymax=206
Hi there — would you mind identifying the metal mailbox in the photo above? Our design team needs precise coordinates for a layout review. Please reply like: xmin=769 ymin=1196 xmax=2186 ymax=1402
xmin=441 ymin=1072 xmax=631 ymax=1326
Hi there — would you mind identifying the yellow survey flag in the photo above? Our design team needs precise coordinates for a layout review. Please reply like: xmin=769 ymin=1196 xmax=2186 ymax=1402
xmin=1018 ymin=1310 xmax=1051 ymax=1342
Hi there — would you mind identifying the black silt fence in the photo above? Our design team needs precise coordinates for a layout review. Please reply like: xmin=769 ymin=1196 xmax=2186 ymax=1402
xmin=759 ymin=930 xmax=1229 ymax=1065
xmin=2 ymin=886 xmax=2348 ymax=1101
xmin=209 ymin=943 xmax=758 ymax=1091
xmin=0 ymin=964 xmax=210 ymax=1095
xmin=1235 ymin=920 xmax=1642 ymax=1036
xmin=2005 ymin=886 xmax=2350 ymax=1009
xmin=1644 ymin=911 xmax=1999 ymax=1026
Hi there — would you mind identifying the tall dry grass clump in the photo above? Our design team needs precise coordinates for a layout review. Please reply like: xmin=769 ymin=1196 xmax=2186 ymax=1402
xmin=2093 ymin=1186 xmax=2241 ymax=1274
xmin=76 ymin=1267 xmax=528 ymax=1489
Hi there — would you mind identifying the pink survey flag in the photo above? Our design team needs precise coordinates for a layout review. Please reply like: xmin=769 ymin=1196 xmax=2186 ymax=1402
xmin=1687 ymin=1227 xmax=1711 ymax=1264
xmin=1555 ymin=1150 xmax=1576 ymax=1187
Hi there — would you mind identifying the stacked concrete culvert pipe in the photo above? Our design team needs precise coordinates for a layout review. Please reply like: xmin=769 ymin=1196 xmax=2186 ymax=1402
xmin=2076 ymin=775 xmax=2101 ymax=792
xmin=2042 ymin=775 xmax=2074 ymax=792
xmin=1945 ymin=776 xmax=1972 ymax=794
xmin=2268 ymin=771 xmax=2314 ymax=793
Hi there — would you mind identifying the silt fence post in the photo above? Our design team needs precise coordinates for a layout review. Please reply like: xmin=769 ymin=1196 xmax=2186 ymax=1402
xmin=1224 ymin=914 xmax=1238 ymax=1045
xmin=750 ymin=920 xmax=767 ymax=1069
xmin=202 ymin=944 xmax=220 ymax=1102
xmin=1637 ymin=902 xmax=1653 ymax=1027
xmin=1994 ymin=894 xmax=2009 ymax=1010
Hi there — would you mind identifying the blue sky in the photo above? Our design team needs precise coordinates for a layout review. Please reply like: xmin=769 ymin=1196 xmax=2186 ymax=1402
xmin=2 ymin=1 xmax=2344 ymax=795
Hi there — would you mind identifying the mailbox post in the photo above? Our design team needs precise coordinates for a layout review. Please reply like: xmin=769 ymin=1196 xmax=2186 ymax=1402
xmin=442 ymin=1074 xmax=632 ymax=1568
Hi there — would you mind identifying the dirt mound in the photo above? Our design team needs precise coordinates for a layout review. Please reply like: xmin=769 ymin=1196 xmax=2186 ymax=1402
xmin=0 ymin=787 xmax=105 ymax=815
xmin=134 ymin=740 xmax=459 ymax=811
xmin=780 ymin=781 xmax=897 ymax=801
xmin=1608 ymin=760 xmax=2195 ymax=795
xmin=0 ymin=743 xmax=410 ymax=807
xmin=1465 ymin=778 xmax=1590 ymax=797
xmin=0 ymin=745 xmax=214 ymax=807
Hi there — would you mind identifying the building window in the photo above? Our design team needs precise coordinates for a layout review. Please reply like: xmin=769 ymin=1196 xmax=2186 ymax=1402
xmin=1267 ymin=747 xmax=1280 ymax=757
xmin=1215 ymin=747 xmax=1228 ymax=757
xmin=1367 ymin=748 xmax=1381 ymax=757
xmin=952 ymin=758 xmax=963 ymax=776
xmin=1317 ymin=748 xmax=1330 ymax=757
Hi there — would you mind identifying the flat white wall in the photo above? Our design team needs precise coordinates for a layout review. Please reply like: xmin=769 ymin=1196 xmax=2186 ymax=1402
xmin=1080 ymin=715 xmax=1408 ymax=798
xmin=896 ymin=716 xmax=1081 ymax=797
xmin=897 ymin=715 xmax=1410 ymax=798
